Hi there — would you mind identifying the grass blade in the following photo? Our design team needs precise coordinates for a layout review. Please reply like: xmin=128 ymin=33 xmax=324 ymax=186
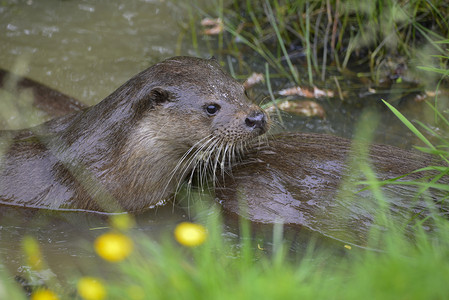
xmin=382 ymin=100 xmax=436 ymax=150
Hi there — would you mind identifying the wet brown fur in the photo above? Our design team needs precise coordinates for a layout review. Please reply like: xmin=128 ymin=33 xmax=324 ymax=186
xmin=216 ymin=133 xmax=448 ymax=246
xmin=0 ymin=57 xmax=268 ymax=212
xmin=0 ymin=68 xmax=86 ymax=119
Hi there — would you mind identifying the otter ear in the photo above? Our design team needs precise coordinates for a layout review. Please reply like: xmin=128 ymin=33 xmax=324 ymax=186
xmin=135 ymin=87 xmax=170 ymax=113
xmin=148 ymin=87 xmax=170 ymax=104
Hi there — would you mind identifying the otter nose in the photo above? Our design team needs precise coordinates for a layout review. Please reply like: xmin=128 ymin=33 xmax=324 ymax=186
xmin=245 ymin=111 xmax=267 ymax=132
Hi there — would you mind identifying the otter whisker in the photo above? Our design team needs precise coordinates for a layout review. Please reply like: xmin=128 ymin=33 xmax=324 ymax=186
xmin=179 ymin=134 xmax=222 ymax=198
xmin=187 ymin=136 xmax=219 ymax=192
xmin=211 ymin=140 xmax=225 ymax=187
xmin=169 ymin=134 xmax=220 ymax=212
xmin=220 ymin=142 xmax=231 ymax=180
xmin=198 ymin=137 xmax=221 ymax=189
xmin=173 ymin=135 xmax=214 ymax=179
xmin=213 ymin=140 xmax=227 ymax=187
xmin=163 ymin=134 xmax=216 ymax=201
xmin=181 ymin=136 xmax=217 ymax=186
xmin=227 ymin=142 xmax=233 ymax=173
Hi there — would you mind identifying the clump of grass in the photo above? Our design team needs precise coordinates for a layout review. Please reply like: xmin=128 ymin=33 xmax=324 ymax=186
xmin=0 ymin=272 xmax=27 ymax=300
xmin=377 ymin=42 xmax=449 ymax=204
xmin=207 ymin=0 xmax=448 ymax=85
xmin=3 ymin=209 xmax=449 ymax=299
xmin=77 ymin=209 xmax=449 ymax=299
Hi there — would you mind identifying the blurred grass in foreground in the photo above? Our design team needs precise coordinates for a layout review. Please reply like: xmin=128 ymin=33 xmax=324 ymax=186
xmin=6 ymin=180 xmax=449 ymax=300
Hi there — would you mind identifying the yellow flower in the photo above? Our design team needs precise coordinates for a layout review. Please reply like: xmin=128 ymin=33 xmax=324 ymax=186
xmin=22 ymin=236 xmax=43 ymax=270
xmin=110 ymin=214 xmax=135 ymax=231
xmin=174 ymin=222 xmax=207 ymax=247
xmin=31 ymin=289 xmax=59 ymax=300
xmin=77 ymin=277 xmax=106 ymax=300
xmin=94 ymin=232 xmax=133 ymax=262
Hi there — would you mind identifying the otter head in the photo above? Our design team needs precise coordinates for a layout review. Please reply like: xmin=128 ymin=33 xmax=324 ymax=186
xmin=116 ymin=56 xmax=269 ymax=207
xmin=154 ymin=57 xmax=268 ymax=145
xmin=130 ymin=56 xmax=269 ymax=153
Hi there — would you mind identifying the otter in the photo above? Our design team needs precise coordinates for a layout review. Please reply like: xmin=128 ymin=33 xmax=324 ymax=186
xmin=0 ymin=68 xmax=86 ymax=120
xmin=215 ymin=133 xmax=448 ymax=246
xmin=2 ymin=60 xmax=446 ymax=247
xmin=0 ymin=56 xmax=269 ymax=212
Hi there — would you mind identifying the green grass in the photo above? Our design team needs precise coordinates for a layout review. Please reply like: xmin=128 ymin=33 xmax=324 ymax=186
xmin=101 ymin=219 xmax=449 ymax=300
xmin=199 ymin=0 xmax=449 ymax=86
xmin=3 ymin=209 xmax=449 ymax=300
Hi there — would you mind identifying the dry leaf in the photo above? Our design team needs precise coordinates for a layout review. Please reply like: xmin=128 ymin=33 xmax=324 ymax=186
xmin=266 ymin=100 xmax=325 ymax=118
xmin=278 ymin=86 xmax=334 ymax=99
xmin=415 ymin=90 xmax=441 ymax=102
xmin=313 ymin=86 xmax=334 ymax=98
xmin=425 ymin=90 xmax=440 ymax=97
xmin=414 ymin=94 xmax=427 ymax=102
xmin=243 ymin=72 xmax=264 ymax=89
xmin=201 ymin=18 xmax=223 ymax=35
xmin=278 ymin=86 xmax=304 ymax=96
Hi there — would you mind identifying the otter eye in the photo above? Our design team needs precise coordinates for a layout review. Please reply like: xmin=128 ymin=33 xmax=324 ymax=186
xmin=205 ymin=104 xmax=221 ymax=116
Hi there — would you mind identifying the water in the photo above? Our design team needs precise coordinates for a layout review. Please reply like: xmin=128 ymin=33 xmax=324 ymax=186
xmin=0 ymin=0 xmax=208 ymax=106
xmin=0 ymin=0 xmax=446 ymax=288
xmin=0 ymin=204 xmax=192 ymax=283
